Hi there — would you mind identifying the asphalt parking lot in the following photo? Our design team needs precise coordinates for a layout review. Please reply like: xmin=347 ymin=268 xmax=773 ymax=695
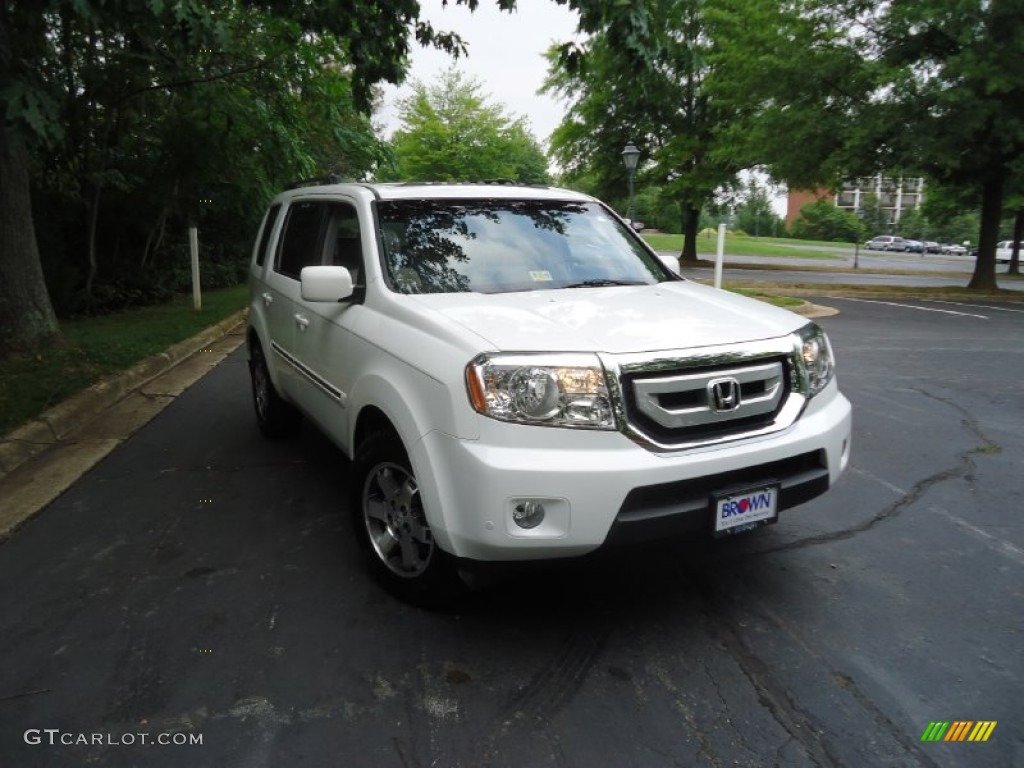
xmin=0 ymin=297 xmax=1021 ymax=767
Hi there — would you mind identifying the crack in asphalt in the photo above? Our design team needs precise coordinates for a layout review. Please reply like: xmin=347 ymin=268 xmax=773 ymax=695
xmin=690 ymin=575 xmax=839 ymax=768
xmin=745 ymin=463 xmax=963 ymax=557
xmin=670 ymin=385 xmax=992 ymax=767
xmin=741 ymin=385 xmax=992 ymax=559
xmin=690 ymin=569 xmax=944 ymax=768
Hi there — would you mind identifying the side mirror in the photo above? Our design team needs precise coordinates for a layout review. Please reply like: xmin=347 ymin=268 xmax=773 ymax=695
xmin=300 ymin=265 xmax=354 ymax=302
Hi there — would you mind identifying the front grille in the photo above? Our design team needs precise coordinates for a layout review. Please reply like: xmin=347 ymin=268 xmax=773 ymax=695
xmin=621 ymin=356 xmax=792 ymax=446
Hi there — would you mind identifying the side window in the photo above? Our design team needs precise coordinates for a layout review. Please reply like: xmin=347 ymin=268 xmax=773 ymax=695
xmin=323 ymin=203 xmax=364 ymax=285
xmin=276 ymin=201 xmax=326 ymax=279
xmin=254 ymin=204 xmax=281 ymax=267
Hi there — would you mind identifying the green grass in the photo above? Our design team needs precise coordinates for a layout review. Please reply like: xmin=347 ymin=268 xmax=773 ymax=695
xmin=644 ymin=233 xmax=844 ymax=260
xmin=0 ymin=285 xmax=247 ymax=435
xmin=723 ymin=283 xmax=805 ymax=308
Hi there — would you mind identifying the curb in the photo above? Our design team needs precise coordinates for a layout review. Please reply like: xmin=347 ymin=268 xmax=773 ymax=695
xmin=0 ymin=309 xmax=247 ymax=481
xmin=791 ymin=301 xmax=839 ymax=319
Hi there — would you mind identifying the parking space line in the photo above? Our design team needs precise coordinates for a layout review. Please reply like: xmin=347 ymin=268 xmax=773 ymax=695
xmin=930 ymin=506 xmax=1024 ymax=567
xmin=850 ymin=468 xmax=1024 ymax=567
xmin=922 ymin=300 xmax=1024 ymax=314
xmin=837 ymin=297 xmax=989 ymax=319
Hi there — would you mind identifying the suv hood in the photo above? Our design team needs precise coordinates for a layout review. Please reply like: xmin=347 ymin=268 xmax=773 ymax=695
xmin=407 ymin=281 xmax=806 ymax=354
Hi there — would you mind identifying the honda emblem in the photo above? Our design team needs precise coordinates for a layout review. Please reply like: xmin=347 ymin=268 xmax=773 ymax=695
xmin=709 ymin=377 xmax=741 ymax=412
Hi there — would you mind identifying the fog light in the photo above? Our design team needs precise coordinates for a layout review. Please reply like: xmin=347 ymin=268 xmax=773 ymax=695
xmin=512 ymin=501 xmax=546 ymax=529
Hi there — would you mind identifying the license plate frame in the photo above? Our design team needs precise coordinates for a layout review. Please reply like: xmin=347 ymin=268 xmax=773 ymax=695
xmin=712 ymin=483 xmax=780 ymax=537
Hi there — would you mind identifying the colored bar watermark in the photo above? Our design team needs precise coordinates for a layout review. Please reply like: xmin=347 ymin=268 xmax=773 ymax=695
xmin=921 ymin=721 xmax=997 ymax=742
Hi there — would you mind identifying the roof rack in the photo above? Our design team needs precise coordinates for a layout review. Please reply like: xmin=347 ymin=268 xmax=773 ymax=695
xmin=395 ymin=179 xmax=551 ymax=188
xmin=286 ymin=173 xmax=342 ymax=190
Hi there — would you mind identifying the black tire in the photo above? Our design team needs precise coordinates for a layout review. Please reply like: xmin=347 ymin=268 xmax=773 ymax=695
xmin=249 ymin=340 xmax=302 ymax=438
xmin=351 ymin=430 xmax=465 ymax=608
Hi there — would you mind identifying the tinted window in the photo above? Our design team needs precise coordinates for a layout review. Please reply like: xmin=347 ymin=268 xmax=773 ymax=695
xmin=276 ymin=201 xmax=325 ymax=279
xmin=376 ymin=200 xmax=668 ymax=295
xmin=255 ymin=204 xmax=281 ymax=267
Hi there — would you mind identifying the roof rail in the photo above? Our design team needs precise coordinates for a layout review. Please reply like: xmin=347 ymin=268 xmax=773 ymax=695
xmin=395 ymin=179 xmax=550 ymax=188
xmin=286 ymin=173 xmax=342 ymax=190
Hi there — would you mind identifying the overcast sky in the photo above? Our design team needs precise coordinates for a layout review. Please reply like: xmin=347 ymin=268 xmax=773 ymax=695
xmin=375 ymin=0 xmax=582 ymax=149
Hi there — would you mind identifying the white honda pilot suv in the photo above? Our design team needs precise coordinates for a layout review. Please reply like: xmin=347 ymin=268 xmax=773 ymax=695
xmin=247 ymin=181 xmax=852 ymax=604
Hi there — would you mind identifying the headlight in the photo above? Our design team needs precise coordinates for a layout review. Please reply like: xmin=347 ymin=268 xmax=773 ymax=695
xmin=466 ymin=353 xmax=615 ymax=429
xmin=798 ymin=324 xmax=835 ymax=397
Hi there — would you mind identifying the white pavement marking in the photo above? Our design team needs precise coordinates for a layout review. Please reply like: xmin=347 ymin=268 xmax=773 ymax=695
xmin=930 ymin=506 xmax=1024 ymax=567
xmin=849 ymin=466 xmax=906 ymax=496
xmin=922 ymin=300 xmax=1024 ymax=314
xmin=850 ymin=466 xmax=1024 ymax=567
xmin=837 ymin=297 xmax=989 ymax=319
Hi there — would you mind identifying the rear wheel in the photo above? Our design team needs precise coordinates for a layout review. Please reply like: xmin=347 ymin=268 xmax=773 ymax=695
xmin=352 ymin=430 xmax=465 ymax=607
xmin=249 ymin=340 xmax=301 ymax=438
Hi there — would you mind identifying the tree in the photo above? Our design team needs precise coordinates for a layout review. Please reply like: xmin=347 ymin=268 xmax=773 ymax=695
xmin=713 ymin=0 xmax=1024 ymax=290
xmin=790 ymin=199 xmax=864 ymax=243
xmin=0 ymin=0 xmax=494 ymax=355
xmin=733 ymin=179 xmax=782 ymax=238
xmin=857 ymin=193 xmax=890 ymax=239
xmin=386 ymin=69 xmax=549 ymax=184
xmin=544 ymin=0 xmax=746 ymax=264
xmin=28 ymin=10 xmax=389 ymax=316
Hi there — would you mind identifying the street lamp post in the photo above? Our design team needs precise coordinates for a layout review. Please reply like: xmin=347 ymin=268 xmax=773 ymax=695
xmin=622 ymin=142 xmax=640 ymax=226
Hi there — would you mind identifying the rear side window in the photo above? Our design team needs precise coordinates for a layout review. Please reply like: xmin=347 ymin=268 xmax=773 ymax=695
xmin=254 ymin=204 xmax=281 ymax=267
xmin=276 ymin=201 xmax=326 ymax=279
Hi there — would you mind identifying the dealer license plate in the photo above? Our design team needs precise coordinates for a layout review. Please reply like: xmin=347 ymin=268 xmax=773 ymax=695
xmin=713 ymin=484 xmax=779 ymax=536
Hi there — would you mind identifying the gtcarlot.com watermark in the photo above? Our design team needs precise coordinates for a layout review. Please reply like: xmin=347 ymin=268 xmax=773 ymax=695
xmin=25 ymin=729 xmax=202 ymax=747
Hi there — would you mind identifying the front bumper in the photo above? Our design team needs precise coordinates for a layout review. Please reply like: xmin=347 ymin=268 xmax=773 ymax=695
xmin=410 ymin=384 xmax=852 ymax=561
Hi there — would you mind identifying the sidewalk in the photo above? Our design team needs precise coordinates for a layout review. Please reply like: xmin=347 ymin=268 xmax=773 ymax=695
xmin=0 ymin=311 xmax=247 ymax=540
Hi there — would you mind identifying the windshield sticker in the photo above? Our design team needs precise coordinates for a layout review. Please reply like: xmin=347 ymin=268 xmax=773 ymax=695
xmin=529 ymin=270 xmax=553 ymax=282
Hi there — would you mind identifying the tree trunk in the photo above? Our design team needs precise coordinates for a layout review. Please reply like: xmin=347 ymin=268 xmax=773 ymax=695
xmin=679 ymin=205 xmax=700 ymax=263
xmin=967 ymin=175 xmax=1002 ymax=290
xmin=1009 ymin=208 xmax=1022 ymax=276
xmin=85 ymin=182 xmax=102 ymax=296
xmin=0 ymin=127 xmax=60 ymax=356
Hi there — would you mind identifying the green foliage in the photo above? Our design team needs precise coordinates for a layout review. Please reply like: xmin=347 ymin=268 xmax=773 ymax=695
xmin=386 ymin=70 xmax=550 ymax=184
xmin=1 ymin=0 xmax=505 ymax=351
xmin=856 ymin=193 xmax=890 ymax=239
xmin=10 ymin=2 xmax=397 ymax=316
xmin=733 ymin=180 xmax=783 ymax=238
xmin=713 ymin=0 xmax=1024 ymax=288
xmin=544 ymin=0 xmax=747 ymax=260
xmin=790 ymin=199 xmax=865 ymax=243
xmin=0 ymin=284 xmax=247 ymax=434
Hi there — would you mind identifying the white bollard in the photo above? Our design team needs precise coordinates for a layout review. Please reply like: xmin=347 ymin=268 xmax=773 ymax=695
xmin=714 ymin=222 xmax=726 ymax=289
xmin=189 ymin=226 xmax=201 ymax=311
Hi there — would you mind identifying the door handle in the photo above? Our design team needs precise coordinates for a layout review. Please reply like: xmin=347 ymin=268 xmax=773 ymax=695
xmin=262 ymin=292 xmax=273 ymax=307
xmin=294 ymin=314 xmax=309 ymax=330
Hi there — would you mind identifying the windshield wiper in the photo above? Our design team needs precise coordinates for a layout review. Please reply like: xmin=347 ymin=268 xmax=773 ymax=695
xmin=563 ymin=279 xmax=647 ymax=289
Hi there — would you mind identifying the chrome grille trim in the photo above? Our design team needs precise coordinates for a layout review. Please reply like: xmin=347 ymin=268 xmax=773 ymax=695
xmin=632 ymin=361 xmax=784 ymax=428
xmin=600 ymin=334 xmax=808 ymax=452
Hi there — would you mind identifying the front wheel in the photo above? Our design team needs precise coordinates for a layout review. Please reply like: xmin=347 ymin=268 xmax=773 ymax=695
xmin=351 ymin=431 xmax=465 ymax=607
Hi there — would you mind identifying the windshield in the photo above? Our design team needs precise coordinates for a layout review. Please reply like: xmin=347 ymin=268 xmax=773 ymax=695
xmin=376 ymin=199 xmax=671 ymax=295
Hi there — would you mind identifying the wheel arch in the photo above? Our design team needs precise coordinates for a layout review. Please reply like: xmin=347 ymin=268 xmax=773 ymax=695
xmin=348 ymin=375 xmax=460 ymax=554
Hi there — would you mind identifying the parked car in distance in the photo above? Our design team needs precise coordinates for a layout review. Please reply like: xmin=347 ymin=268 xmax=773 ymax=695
xmin=942 ymin=243 xmax=967 ymax=255
xmin=902 ymin=239 xmax=925 ymax=253
xmin=865 ymin=236 xmax=906 ymax=251
xmin=996 ymin=241 xmax=1021 ymax=264
xmin=922 ymin=241 xmax=941 ymax=253
xmin=246 ymin=180 xmax=852 ymax=605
